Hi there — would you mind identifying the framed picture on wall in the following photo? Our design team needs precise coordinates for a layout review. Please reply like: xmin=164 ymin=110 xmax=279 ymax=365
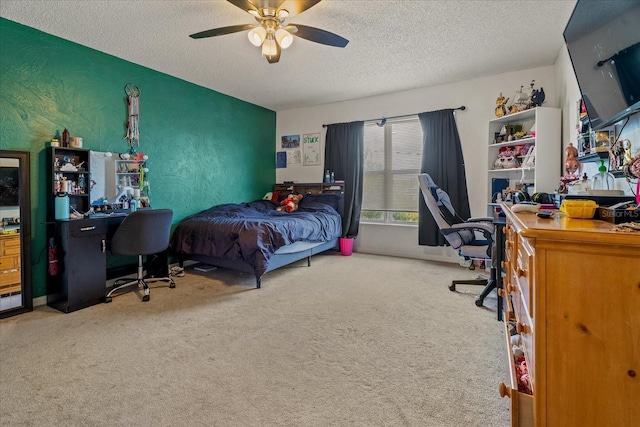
xmin=302 ymin=133 xmax=320 ymax=166
xmin=281 ymin=134 xmax=300 ymax=149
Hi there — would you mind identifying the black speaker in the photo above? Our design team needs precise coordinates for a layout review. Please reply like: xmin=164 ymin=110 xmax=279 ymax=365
xmin=532 ymin=192 xmax=555 ymax=205
xmin=513 ymin=191 xmax=531 ymax=204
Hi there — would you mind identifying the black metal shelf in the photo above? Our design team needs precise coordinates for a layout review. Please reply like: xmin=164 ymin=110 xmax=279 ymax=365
xmin=577 ymin=152 xmax=608 ymax=163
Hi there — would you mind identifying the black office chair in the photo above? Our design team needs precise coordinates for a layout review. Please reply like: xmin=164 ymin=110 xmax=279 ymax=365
xmin=105 ymin=209 xmax=175 ymax=303
xmin=418 ymin=174 xmax=496 ymax=307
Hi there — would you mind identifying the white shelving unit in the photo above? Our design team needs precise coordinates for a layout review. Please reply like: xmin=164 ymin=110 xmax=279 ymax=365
xmin=115 ymin=160 xmax=141 ymax=191
xmin=486 ymin=107 xmax=561 ymax=202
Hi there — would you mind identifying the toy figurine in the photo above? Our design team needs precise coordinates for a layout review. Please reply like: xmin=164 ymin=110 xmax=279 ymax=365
xmin=564 ymin=143 xmax=579 ymax=174
xmin=495 ymin=92 xmax=509 ymax=117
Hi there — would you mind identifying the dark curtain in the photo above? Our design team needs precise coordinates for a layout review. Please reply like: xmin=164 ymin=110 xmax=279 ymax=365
xmin=324 ymin=121 xmax=364 ymax=238
xmin=418 ymin=109 xmax=470 ymax=246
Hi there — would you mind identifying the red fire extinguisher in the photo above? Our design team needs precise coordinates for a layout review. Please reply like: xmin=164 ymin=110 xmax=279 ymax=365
xmin=48 ymin=238 xmax=59 ymax=276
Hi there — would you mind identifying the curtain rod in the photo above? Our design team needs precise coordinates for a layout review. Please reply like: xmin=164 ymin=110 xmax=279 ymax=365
xmin=321 ymin=106 xmax=466 ymax=128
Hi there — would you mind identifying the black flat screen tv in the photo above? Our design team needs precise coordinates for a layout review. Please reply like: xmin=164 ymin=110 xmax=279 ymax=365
xmin=563 ymin=0 xmax=640 ymax=130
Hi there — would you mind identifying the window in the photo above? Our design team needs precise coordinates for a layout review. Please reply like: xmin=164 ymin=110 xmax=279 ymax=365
xmin=362 ymin=118 xmax=423 ymax=224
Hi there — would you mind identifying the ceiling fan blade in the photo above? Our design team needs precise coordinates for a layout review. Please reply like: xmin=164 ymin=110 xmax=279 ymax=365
xmin=226 ymin=0 xmax=259 ymax=14
xmin=289 ymin=24 xmax=348 ymax=47
xmin=265 ymin=42 xmax=281 ymax=63
xmin=280 ymin=0 xmax=322 ymax=16
xmin=189 ymin=24 xmax=255 ymax=39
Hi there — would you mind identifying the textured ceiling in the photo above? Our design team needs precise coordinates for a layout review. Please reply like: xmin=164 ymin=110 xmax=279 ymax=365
xmin=1 ymin=0 xmax=577 ymax=111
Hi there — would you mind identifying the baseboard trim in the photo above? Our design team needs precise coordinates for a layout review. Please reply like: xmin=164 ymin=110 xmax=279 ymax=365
xmin=33 ymin=261 xmax=192 ymax=308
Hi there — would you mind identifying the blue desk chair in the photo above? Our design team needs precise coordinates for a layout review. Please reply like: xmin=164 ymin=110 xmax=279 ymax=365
xmin=105 ymin=209 xmax=175 ymax=302
xmin=418 ymin=174 xmax=496 ymax=307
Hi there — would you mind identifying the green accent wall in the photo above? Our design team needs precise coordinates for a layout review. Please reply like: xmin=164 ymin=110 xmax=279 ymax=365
xmin=0 ymin=18 xmax=276 ymax=299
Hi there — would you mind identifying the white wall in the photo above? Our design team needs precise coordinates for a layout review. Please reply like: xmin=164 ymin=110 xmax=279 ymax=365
xmin=276 ymin=66 xmax=558 ymax=261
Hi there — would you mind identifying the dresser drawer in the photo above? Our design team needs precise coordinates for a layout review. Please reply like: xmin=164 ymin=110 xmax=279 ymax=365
xmin=515 ymin=237 xmax=534 ymax=316
xmin=511 ymin=288 xmax=535 ymax=388
xmin=0 ymin=269 xmax=21 ymax=291
xmin=0 ymin=256 xmax=16 ymax=270
xmin=0 ymin=236 xmax=21 ymax=257
xmin=501 ymin=321 xmax=533 ymax=427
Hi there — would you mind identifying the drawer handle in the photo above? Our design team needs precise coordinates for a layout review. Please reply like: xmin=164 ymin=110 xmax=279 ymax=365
xmin=80 ymin=226 xmax=96 ymax=232
xmin=101 ymin=239 xmax=106 ymax=254
xmin=517 ymin=267 xmax=527 ymax=278
xmin=499 ymin=382 xmax=512 ymax=398
xmin=516 ymin=322 xmax=529 ymax=334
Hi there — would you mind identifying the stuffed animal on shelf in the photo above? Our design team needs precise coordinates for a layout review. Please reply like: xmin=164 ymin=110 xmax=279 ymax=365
xmin=276 ymin=193 xmax=303 ymax=212
xmin=494 ymin=146 xmax=520 ymax=169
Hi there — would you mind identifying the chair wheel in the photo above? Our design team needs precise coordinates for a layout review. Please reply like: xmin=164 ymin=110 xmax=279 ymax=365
xmin=170 ymin=282 xmax=176 ymax=289
xmin=105 ymin=296 xmax=112 ymax=303
xmin=475 ymin=298 xmax=484 ymax=307
xmin=142 ymin=295 xmax=150 ymax=302
xmin=449 ymin=283 xmax=456 ymax=292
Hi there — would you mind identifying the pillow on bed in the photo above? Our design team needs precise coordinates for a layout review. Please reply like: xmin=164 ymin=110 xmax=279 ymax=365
xmin=298 ymin=193 xmax=342 ymax=212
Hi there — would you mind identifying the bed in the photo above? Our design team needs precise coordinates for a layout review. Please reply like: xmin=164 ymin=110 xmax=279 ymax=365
xmin=170 ymin=192 xmax=343 ymax=287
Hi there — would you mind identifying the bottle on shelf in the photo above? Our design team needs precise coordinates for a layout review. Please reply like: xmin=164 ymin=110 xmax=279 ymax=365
xmin=592 ymin=159 xmax=615 ymax=190
xmin=62 ymin=128 xmax=70 ymax=147
xmin=78 ymin=174 xmax=86 ymax=194
xmin=53 ymin=173 xmax=60 ymax=195
xmin=325 ymin=170 xmax=330 ymax=183
xmin=330 ymin=171 xmax=335 ymax=183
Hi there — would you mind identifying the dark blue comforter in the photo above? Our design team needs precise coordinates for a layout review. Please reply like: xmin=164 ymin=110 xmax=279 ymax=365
xmin=170 ymin=199 xmax=342 ymax=278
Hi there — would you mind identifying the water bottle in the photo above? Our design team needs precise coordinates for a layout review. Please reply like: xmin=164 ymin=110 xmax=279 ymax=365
xmin=330 ymin=172 xmax=335 ymax=183
xmin=325 ymin=169 xmax=330 ymax=183
xmin=55 ymin=192 xmax=70 ymax=220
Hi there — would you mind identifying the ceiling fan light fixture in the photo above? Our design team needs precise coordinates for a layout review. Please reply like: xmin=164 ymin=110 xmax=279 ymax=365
xmin=262 ymin=34 xmax=277 ymax=56
xmin=247 ymin=26 xmax=266 ymax=46
xmin=277 ymin=9 xmax=290 ymax=20
xmin=275 ymin=28 xmax=293 ymax=49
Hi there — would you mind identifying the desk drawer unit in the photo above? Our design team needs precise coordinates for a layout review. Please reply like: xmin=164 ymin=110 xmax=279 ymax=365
xmin=47 ymin=219 xmax=107 ymax=313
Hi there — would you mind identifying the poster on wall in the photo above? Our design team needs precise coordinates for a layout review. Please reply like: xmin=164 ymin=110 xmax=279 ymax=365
xmin=281 ymin=134 xmax=300 ymax=149
xmin=287 ymin=150 xmax=301 ymax=165
xmin=302 ymin=133 xmax=320 ymax=166
xmin=276 ymin=151 xmax=287 ymax=168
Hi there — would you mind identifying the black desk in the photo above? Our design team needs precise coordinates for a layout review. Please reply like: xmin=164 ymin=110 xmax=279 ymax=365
xmin=46 ymin=213 xmax=168 ymax=313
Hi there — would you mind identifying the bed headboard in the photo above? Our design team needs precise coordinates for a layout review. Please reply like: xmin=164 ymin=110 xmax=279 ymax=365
xmin=273 ymin=182 xmax=345 ymax=218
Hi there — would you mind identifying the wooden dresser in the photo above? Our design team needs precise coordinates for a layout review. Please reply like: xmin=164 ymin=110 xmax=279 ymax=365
xmin=0 ymin=233 xmax=21 ymax=295
xmin=499 ymin=205 xmax=640 ymax=426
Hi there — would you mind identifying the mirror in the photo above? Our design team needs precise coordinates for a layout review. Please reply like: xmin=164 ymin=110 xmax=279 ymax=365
xmin=89 ymin=150 xmax=117 ymax=205
xmin=0 ymin=150 xmax=32 ymax=318
xmin=89 ymin=150 xmax=151 ymax=209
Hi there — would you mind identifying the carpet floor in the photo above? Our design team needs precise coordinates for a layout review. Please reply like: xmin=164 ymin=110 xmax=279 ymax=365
xmin=0 ymin=252 xmax=509 ymax=427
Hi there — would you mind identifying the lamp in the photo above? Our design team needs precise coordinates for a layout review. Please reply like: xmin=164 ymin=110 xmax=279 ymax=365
xmin=246 ymin=8 xmax=294 ymax=62
xmin=262 ymin=32 xmax=278 ymax=57
xmin=247 ymin=26 xmax=266 ymax=47
xmin=275 ymin=28 xmax=293 ymax=49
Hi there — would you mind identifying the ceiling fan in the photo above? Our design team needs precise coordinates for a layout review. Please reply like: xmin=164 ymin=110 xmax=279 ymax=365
xmin=189 ymin=0 xmax=349 ymax=64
